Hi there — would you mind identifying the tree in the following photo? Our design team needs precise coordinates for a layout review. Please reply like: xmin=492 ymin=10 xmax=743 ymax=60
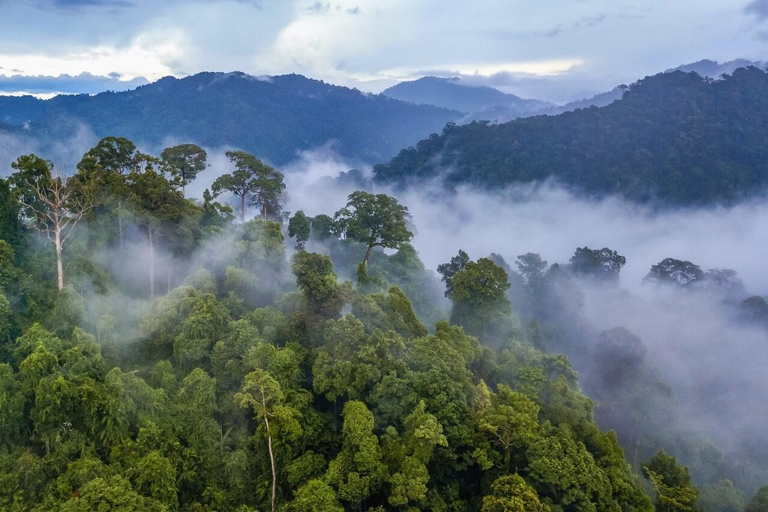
xmin=481 ymin=474 xmax=549 ymax=512
xmin=0 ymin=178 xmax=24 ymax=253
xmin=698 ymin=479 xmax=745 ymax=512
xmin=310 ymin=214 xmax=336 ymax=240
xmin=287 ymin=479 xmax=344 ymax=512
xmin=644 ymin=258 xmax=704 ymax=288
xmin=334 ymin=191 xmax=413 ymax=269
xmin=212 ymin=151 xmax=260 ymax=224
xmin=437 ymin=249 xmax=470 ymax=297
xmin=234 ymin=369 xmax=285 ymax=512
xmin=10 ymin=155 xmax=98 ymax=290
xmin=643 ymin=451 xmax=699 ymax=512
xmin=125 ymin=161 xmax=193 ymax=297
xmin=212 ymin=151 xmax=285 ymax=223
xmin=569 ymin=247 xmax=626 ymax=282
xmin=79 ymin=136 xmax=138 ymax=175
xmin=161 ymin=143 xmax=208 ymax=197
xmin=326 ymin=400 xmax=387 ymax=509
xmin=77 ymin=137 xmax=140 ymax=246
xmin=288 ymin=210 xmax=311 ymax=250
xmin=448 ymin=257 xmax=511 ymax=340
xmin=292 ymin=252 xmax=350 ymax=318
xmin=745 ymin=486 xmax=768 ymax=512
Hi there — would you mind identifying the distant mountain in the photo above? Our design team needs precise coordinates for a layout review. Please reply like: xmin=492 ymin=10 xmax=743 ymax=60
xmin=543 ymin=86 xmax=627 ymax=115
xmin=373 ymin=67 xmax=768 ymax=205
xmin=666 ymin=59 xmax=767 ymax=79
xmin=0 ymin=72 xmax=461 ymax=166
xmin=382 ymin=76 xmax=552 ymax=117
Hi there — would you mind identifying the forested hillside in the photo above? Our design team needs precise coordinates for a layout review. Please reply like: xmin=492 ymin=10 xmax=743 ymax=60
xmin=0 ymin=136 xmax=728 ymax=511
xmin=0 ymin=73 xmax=460 ymax=166
xmin=373 ymin=67 xmax=768 ymax=204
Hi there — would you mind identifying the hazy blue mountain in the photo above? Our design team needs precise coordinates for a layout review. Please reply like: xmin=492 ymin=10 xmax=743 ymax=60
xmin=0 ymin=72 xmax=461 ymax=166
xmin=373 ymin=67 xmax=768 ymax=204
xmin=382 ymin=76 xmax=552 ymax=116
xmin=666 ymin=59 xmax=767 ymax=78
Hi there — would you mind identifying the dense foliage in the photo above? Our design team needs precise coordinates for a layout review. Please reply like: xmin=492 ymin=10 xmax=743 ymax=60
xmin=2 ymin=137 xmax=767 ymax=510
xmin=0 ymin=137 xmax=674 ymax=511
xmin=374 ymin=67 xmax=768 ymax=204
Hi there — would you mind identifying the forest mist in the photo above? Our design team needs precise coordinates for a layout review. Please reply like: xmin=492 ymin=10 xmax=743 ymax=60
xmin=4 ymin=133 xmax=768 ymax=501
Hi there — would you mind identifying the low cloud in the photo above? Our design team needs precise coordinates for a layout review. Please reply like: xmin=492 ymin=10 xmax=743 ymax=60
xmin=0 ymin=72 xmax=149 ymax=95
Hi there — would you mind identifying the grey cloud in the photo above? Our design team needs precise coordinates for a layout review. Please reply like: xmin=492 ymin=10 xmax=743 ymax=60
xmin=0 ymin=72 xmax=149 ymax=94
xmin=745 ymin=0 xmax=768 ymax=20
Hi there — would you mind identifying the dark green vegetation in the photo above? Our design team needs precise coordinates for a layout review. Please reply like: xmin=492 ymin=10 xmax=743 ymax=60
xmin=0 ymin=137 xmax=672 ymax=511
xmin=374 ymin=67 xmax=768 ymax=204
xmin=2 ymin=137 xmax=767 ymax=510
xmin=0 ymin=72 xmax=460 ymax=166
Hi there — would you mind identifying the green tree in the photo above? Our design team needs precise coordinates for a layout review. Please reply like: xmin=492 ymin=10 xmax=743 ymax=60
xmin=161 ymin=143 xmax=208 ymax=197
xmin=448 ymin=257 xmax=511 ymax=340
xmin=234 ymin=369 xmax=286 ymax=512
xmin=288 ymin=210 xmax=311 ymax=250
xmin=292 ymin=251 xmax=350 ymax=318
xmin=745 ymin=486 xmax=768 ymax=512
xmin=60 ymin=475 xmax=166 ymax=512
xmin=569 ymin=246 xmax=626 ymax=282
xmin=437 ymin=249 xmax=470 ymax=297
xmin=481 ymin=474 xmax=549 ymax=512
xmin=334 ymin=191 xmax=413 ymax=269
xmin=287 ymin=479 xmax=344 ymax=512
xmin=643 ymin=451 xmax=699 ymax=512
xmin=326 ymin=400 xmax=387 ymax=509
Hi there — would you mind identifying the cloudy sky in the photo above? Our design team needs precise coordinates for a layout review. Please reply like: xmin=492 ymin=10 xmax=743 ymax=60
xmin=0 ymin=0 xmax=767 ymax=102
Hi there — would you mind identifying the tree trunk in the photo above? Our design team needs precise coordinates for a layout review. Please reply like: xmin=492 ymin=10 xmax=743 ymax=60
xmin=262 ymin=201 xmax=267 ymax=221
xmin=362 ymin=245 xmax=373 ymax=267
xmin=263 ymin=404 xmax=277 ymax=512
xmin=167 ymin=266 xmax=172 ymax=294
xmin=55 ymin=228 xmax=64 ymax=291
xmin=241 ymin=195 xmax=246 ymax=224
xmin=148 ymin=227 xmax=155 ymax=298
xmin=118 ymin=200 xmax=123 ymax=247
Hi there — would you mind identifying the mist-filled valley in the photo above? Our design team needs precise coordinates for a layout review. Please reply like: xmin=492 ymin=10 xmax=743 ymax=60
xmin=1 ymin=125 xmax=768 ymax=510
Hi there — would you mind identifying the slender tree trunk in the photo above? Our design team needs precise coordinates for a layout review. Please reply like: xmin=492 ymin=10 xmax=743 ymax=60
xmin=262 ymin=396 xmax=277 ymax=512
xmin=262 ymin=201 xmax=267 ymax=221
xmin=118 ymin=200 xmax=123 ymax=247
xmin=241 ymin=195 xmax=246 ymax=224
xmin=148 ymin=227 xmax=155 ymax=298
xmin=55 ymin=228 xmax=64 ymax=291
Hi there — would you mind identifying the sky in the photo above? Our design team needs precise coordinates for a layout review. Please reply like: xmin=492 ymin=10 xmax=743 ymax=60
xmin=0 ymin=0 xmax=767 ymax=102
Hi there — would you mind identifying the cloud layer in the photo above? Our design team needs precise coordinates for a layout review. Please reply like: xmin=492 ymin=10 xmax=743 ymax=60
xmin=0 ymin=1 xmax=766 ymax=101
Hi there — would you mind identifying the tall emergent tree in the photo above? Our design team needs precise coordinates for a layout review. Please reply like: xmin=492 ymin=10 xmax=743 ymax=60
xmin=235 ymin=369 xmax=284 ymax=512
xmin=448 ymin=257 xmax=511 ymax=340
xmin=287 ymin=210 xmax=311 ymax=250
xmin=212 ymin=151 xmax=285 ymax=223
xmin=333 ymin=191 xmax=413 ymax=269
xmin=161 ymin=144 xmax=208 ymax=198
xmin=77 ymin=136 xmax=140 ymax=246
xmin=10 ymin=155 xmax=98 ymax=290
xmin=125 ymin=157 xmax=192 ymax=298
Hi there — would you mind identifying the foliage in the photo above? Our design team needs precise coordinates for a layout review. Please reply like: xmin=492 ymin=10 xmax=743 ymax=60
xmin=373 ymin=67 xmax=768 ymax=204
